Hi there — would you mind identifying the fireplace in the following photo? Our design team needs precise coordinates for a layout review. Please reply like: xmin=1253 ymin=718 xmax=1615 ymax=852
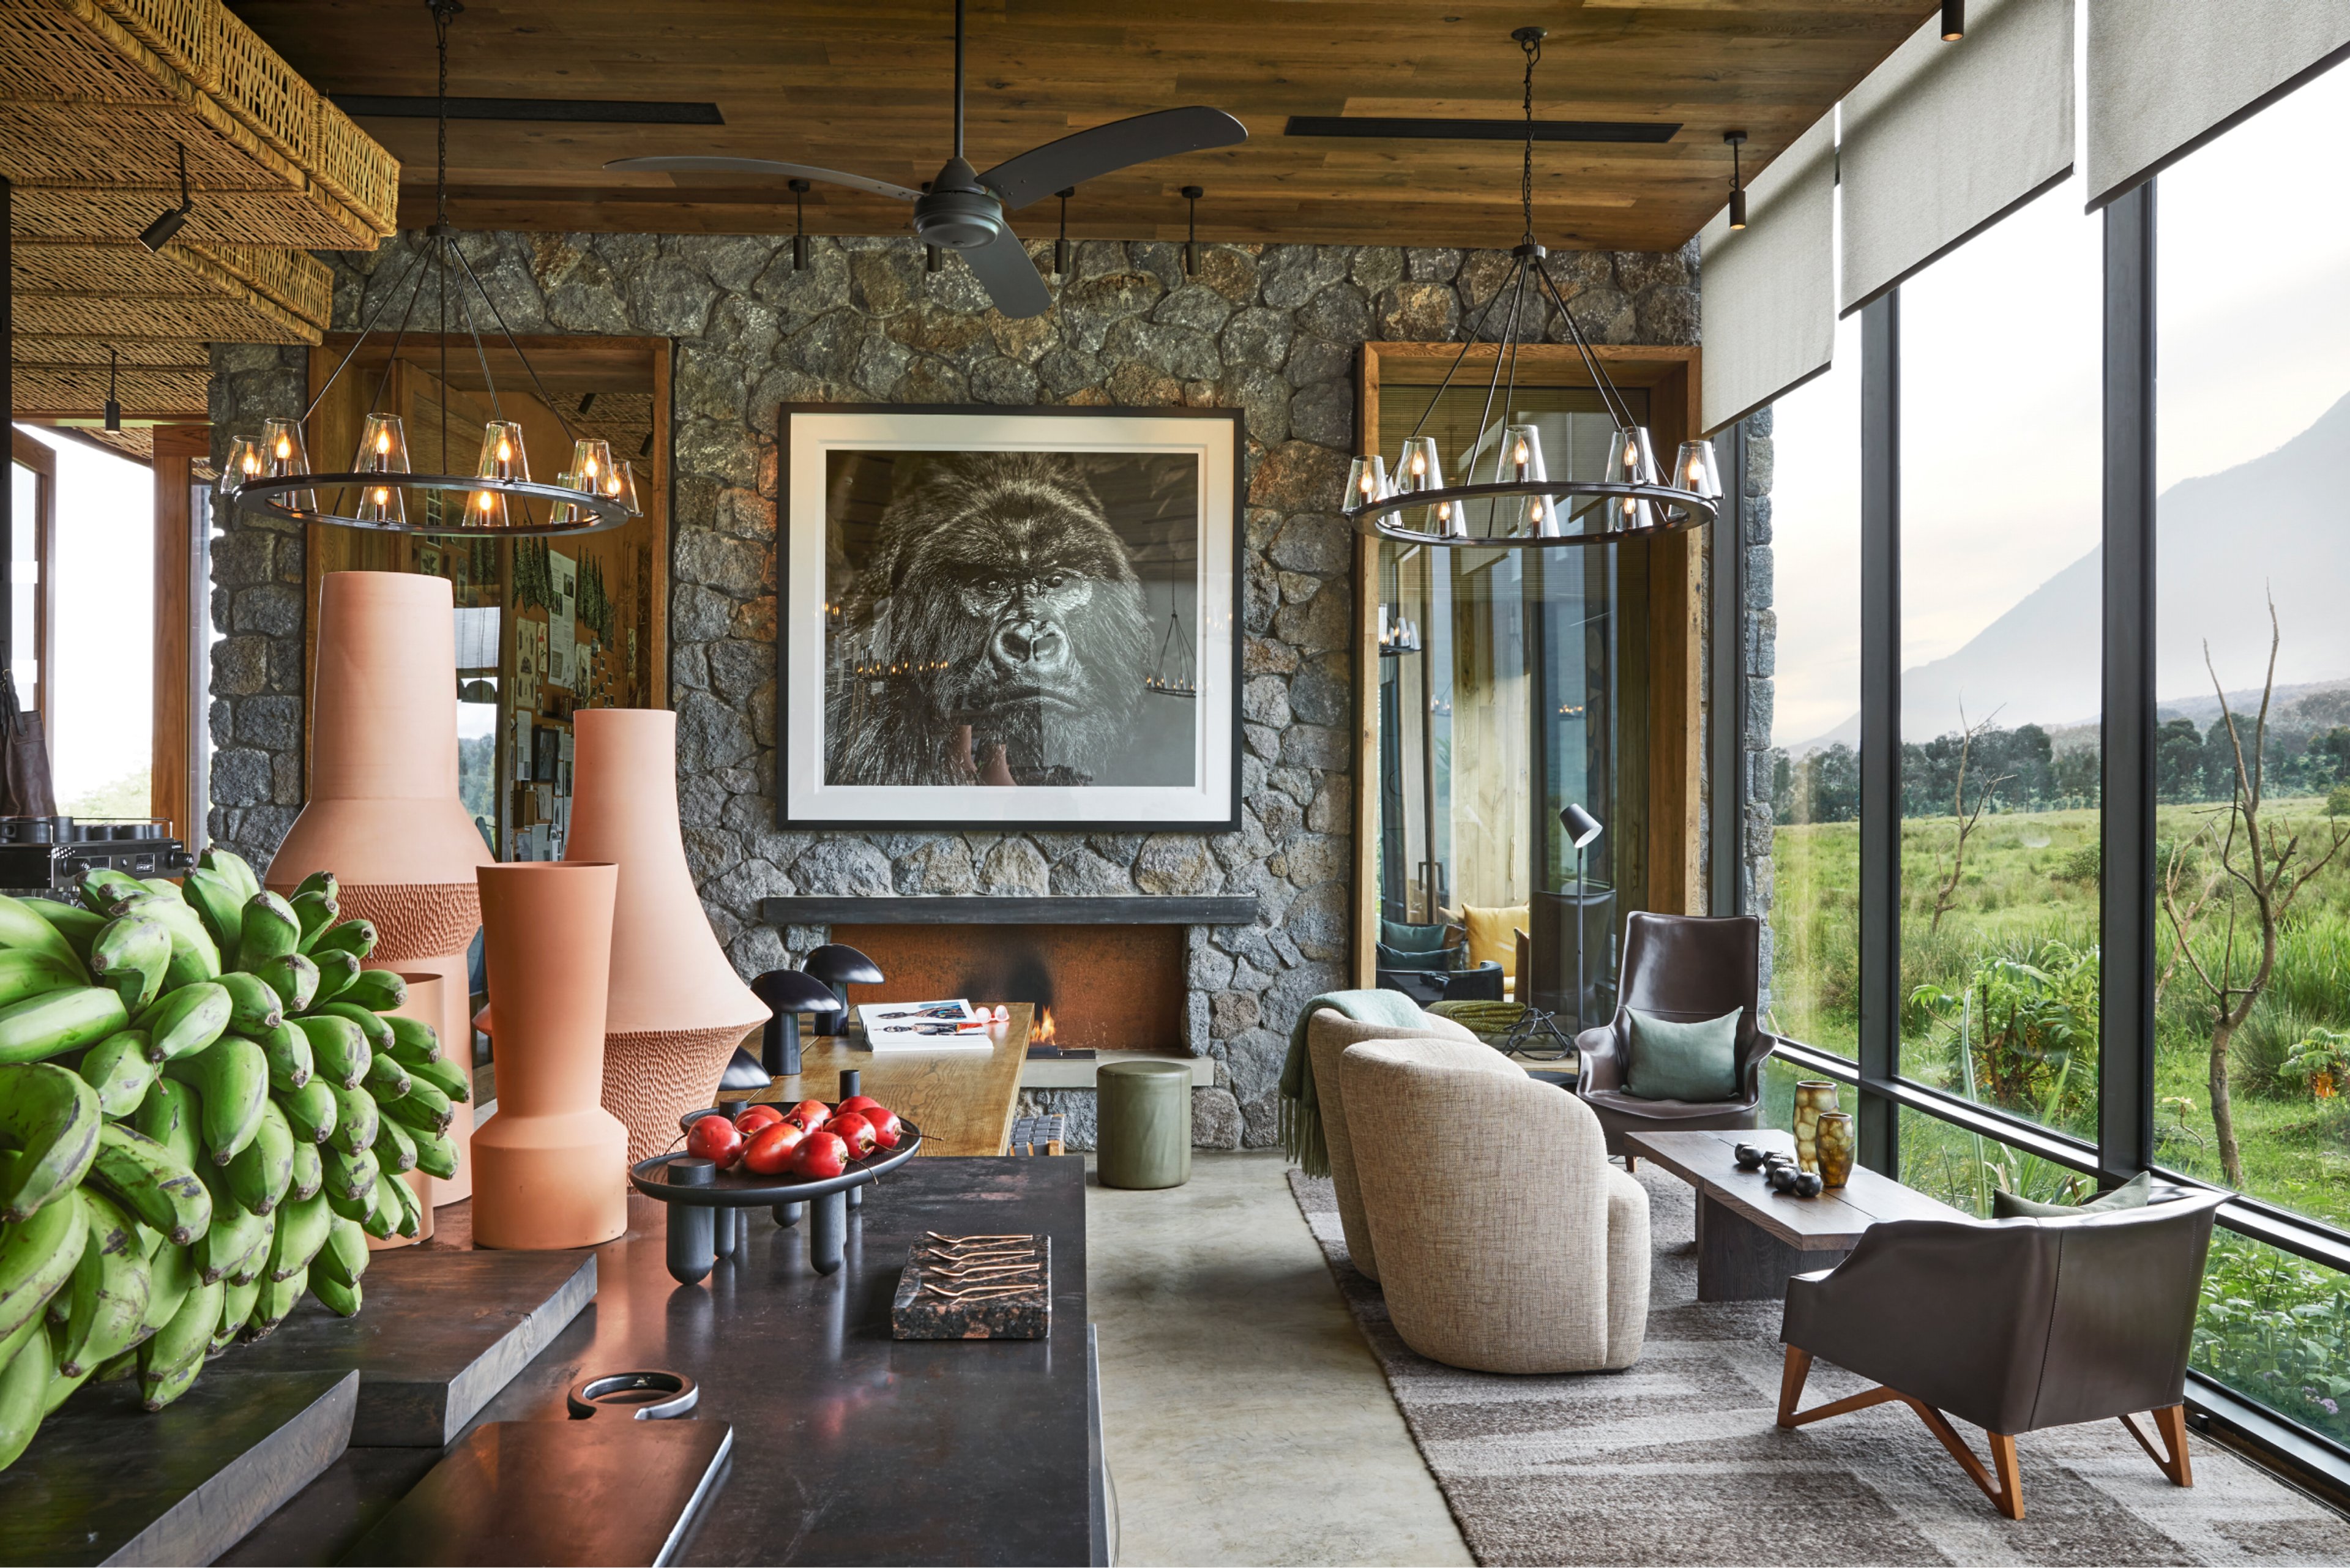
xmin=832 ymin=923 xmax=1185 ymax=1052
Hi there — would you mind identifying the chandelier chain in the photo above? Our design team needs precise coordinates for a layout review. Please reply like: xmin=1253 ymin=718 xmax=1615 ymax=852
xmin=1520 ymin=31 xmax=1540 ymax=247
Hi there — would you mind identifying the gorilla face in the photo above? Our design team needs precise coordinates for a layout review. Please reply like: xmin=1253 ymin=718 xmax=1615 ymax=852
xmin=829 ymin=453 xmax=1154 ymax=788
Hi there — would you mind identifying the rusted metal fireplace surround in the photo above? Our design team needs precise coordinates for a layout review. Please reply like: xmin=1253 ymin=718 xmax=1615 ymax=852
xmin=758 ymin=897 xmax=1261 ymax=1054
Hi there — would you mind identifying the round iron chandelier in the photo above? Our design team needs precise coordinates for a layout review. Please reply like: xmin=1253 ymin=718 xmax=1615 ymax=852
xmin=222 ymin=0 xmax=633 ymax=538
xmin=1346 ymin=27 xmax=1721 ymax=551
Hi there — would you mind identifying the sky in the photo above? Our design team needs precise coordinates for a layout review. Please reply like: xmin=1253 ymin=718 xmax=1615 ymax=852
xmin=1767 ymin=48 xmax=2350 ymax=749
xmin=11 ymin=427 xmax=155 ymax=808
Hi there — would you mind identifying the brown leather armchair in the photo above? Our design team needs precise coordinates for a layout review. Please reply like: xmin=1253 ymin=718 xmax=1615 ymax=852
xmin=1573 ymin=913 xmax=1783 ymax=1160
xmin=1777 ymin=1189 xmax=2228 ymax=1520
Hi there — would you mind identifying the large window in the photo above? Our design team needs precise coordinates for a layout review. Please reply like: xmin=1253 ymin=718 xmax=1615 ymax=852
xmin=1763 ymin=315 xmax=1863 ymax=1063
xmin=1742 ymin=54 xmax=2350 ymax=1466
xmin=2152 ymin=59 xmax=2350 ymax=1449
xmin=1896 ymin=175 xmax=2103 ymax=1146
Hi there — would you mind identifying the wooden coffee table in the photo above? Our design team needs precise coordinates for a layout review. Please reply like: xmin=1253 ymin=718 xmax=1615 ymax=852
xmin=1624 ymin=1127 xmax=1968 ymax=1302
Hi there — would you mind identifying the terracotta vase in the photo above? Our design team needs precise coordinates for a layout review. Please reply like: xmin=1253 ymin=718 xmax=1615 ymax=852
xmin=267 ymin=571 xmax=491 ymax=1206
xmin=564 ymin=709 xmax=768 ymax=1164
xmin=469 ymin=861 xmax=629 ymax=1250
xmin=366 ymin=971 xmax=444 ymax=1252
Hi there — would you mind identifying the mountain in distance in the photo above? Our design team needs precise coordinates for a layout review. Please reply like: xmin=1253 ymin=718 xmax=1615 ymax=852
xmin=1791 ymin=387 xmax=2350 ymax=753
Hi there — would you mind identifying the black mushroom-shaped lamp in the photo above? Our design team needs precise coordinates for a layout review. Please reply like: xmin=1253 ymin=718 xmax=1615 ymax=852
xmin=802 ymin=944 xmax=886 ymax=1034
xmin=751 ymin=968 xmax=847 ymax=1077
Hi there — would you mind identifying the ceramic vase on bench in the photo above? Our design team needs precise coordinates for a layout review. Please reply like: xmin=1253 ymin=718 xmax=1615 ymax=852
xmin=471 ymin=861 xmax=630 ymax=1250
xmin=564 ymin=708 xmax=769 ymax=1164
xmin=268 ymin=571 xmax=493 ymax=1206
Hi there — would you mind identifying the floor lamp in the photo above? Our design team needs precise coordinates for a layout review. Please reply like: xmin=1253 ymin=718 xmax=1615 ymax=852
xmin=1560 ymin=804 xmax=1603 ymax=1031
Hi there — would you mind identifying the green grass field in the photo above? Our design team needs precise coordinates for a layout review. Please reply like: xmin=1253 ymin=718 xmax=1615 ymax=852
xmin=1766 ymin=797 xmax=2350 ymax=1228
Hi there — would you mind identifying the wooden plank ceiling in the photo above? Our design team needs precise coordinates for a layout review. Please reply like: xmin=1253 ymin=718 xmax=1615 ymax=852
xmin=227 ymin=1 xmax=1930 ymax=252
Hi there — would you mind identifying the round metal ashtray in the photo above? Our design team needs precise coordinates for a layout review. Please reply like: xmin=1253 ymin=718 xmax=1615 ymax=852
xmin=566 ymin=1370 xmax=699 ymax=1421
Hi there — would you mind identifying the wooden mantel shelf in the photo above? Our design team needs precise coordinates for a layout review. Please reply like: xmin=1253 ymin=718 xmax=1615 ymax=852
xmin=760 ymin=895 xmax=1261 ymax=925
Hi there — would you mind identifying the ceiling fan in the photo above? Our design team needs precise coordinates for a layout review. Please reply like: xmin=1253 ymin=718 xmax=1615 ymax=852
xmin=605 ymin=0 xmax=1247 ymax=318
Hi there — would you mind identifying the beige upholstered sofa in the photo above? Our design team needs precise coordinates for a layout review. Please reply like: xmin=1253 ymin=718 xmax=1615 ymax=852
xmin=1305 ymin=1005 xmax=1488 ymax=1282
xmin=1343 ymin=1036 xmax=1651 ymax=1374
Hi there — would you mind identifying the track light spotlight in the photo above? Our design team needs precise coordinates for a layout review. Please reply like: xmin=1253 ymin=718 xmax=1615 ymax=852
xmin=137 ymin=141 xmax=194 ymax=252
xmin=1724 ymin=130 xmax=1748 ymax=231
xmin=1942 ymin=0 xmax=1964 ymax=41
xmin=103 ymin=347 xmax=122 ymax=432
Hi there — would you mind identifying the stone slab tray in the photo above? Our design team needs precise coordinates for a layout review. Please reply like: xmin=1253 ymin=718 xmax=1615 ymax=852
xmin=231 ymin=1243 xmax=596 ymax=1447
xmin=335 ymin=1420 xmax=733 ymax=1567
xmin=0 ymin=1369 xmax=358 ymax=1567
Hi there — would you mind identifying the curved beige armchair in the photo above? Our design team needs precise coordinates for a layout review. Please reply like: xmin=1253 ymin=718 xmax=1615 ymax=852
xmin=1305 ymin=1006 xmax=1485 ymax=1282
xmin=1345 ymin=1037 xmax=1650 ymax=1373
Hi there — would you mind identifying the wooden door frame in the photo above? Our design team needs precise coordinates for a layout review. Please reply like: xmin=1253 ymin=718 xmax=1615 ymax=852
xmin=1349 ymin=342 xmax=1704 ymax=987
xmin=7 ymin=430 xmax=57 ymax=759
xmin=151 ymin=424 xmax=211 ymax=845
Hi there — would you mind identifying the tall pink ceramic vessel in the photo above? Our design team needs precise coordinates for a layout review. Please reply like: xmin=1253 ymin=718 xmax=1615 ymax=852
xmin=471 ymin=861 xmax=629 ymax=1250
xmin=267 ymin=571 xmax=491 ymax=1205
xmin=366 ymin=971 xmax=444 ymax=1252
xmin=565 ymin=708 xmax=768 ymax=1163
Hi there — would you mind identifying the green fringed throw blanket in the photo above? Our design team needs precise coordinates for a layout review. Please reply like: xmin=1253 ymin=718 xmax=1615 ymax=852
xmin=1277 ymin=988 xmax=1428 ymax=1177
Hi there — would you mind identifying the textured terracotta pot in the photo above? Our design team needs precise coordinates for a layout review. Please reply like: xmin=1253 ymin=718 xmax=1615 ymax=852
xmin=267 ymin=572 xmax=490 ymax=1205
xmin=366 ymin=971 xmax=444 ymax=1252
xmin=565 ymin=709 xmax=769 ymax=1164
xmin=469 ymin=862 xmax=629 ymax=1250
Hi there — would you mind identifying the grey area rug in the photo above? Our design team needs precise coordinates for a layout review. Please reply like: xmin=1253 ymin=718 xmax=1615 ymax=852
xmin=1288 ymin=1168 xmax=2344 ymax=1567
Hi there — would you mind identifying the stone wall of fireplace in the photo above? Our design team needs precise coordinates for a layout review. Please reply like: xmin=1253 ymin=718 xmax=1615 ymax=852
xmin=207 ymin=230 xmax=1701 ymax=1148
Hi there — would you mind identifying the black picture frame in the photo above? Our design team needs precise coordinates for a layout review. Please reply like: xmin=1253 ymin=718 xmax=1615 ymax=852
xmin=775 ymin=402 xmax=1245 ymax=834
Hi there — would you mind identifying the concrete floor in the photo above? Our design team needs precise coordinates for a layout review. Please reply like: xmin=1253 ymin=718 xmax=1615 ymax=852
xmin=1086 ymin=1150 xmax=1472 ymax=1567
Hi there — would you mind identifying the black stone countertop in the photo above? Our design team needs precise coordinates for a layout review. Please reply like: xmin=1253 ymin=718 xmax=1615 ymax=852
xmin=225 ymin=1155 xmax=1099 ymax=1567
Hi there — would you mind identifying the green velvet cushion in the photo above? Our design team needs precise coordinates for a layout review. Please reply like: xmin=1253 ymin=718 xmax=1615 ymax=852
xmin=1992 ymin=1170 xmax=2153 ymax=1220
xmin=1622 ymin=1008 xmax=1742 ymax=1102
xmin=1379 ymin=919 xmax=1452 ymax=954
xmin=1376 ymin=943 xmax=1450 ymax=973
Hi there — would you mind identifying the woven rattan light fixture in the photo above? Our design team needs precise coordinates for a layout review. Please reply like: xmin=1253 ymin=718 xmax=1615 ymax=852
xmin=223 ymin=0 xmax=630 ymax=537
xmin=1345 ymin=28 xmax=1719 ymax=551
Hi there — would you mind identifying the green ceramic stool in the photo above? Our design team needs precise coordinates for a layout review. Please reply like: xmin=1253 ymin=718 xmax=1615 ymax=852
xmin=1097 ymin=1060 xmax=1192 ymax=1190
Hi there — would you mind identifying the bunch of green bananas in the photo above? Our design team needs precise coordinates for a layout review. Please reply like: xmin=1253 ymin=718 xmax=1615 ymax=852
xmin=0 ymin=848 xmax=469 ymax=1470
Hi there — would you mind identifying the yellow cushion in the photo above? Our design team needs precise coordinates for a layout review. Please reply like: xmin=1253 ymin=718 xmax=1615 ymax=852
xmin=1463 ymin=905 xmax=1530 ymax=976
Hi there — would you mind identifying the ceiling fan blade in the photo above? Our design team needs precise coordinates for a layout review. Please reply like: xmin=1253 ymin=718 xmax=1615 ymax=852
xmin=603 ymin=156 xmax=920 ymax=202
xmin=958 ymin=225 xmax=1051 ymax=319
xmin=979 ymin=107 xmax=1247 ymax=211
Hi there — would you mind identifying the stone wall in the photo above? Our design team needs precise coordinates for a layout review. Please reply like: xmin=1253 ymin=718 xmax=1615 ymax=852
xmin=1736 ymin=409 xmax=1778 ymax=1000
xmin=207 ymin=229 xmax=1700 ymax=1146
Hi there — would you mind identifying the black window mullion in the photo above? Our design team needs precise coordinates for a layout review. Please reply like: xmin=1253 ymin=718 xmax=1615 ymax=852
xmin=2100 ymin=182 xmax=2158 ymax=1185
xmin=1857 ymin=292 xmax=1901 ymax=1176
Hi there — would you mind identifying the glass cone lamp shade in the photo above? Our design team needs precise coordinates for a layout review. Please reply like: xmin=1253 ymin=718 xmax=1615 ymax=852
xmin=601 ymin=458 xmax=643 ymax=517
xmin=354 ymin=413 xmax=411 ymax=475
xmin=1395 ymin=436 xmax=1444 ymax=494
xmin=1605 ymin=425 xmax=1660 ymax=486
xmin=352 ymin=478 xmax=407 ymax=527
xmin=1345 ymin=455 xmax=1391 ymax=512
xmin=1611 ymin=491 xmax=1657 ymax=532
xmin=465 ymin=484 xmax=513 ymax=529
xmin=261 ymin=417 xmax=313 ymax=512
xmin=1434 ymin=497 xmax=1467 ymax=540
xmin=1673 ymin=439 xmax=1723 ymax=499
xmin=1497 ymin=424 xmax=1557 ymax=537
xmin=219 ymin=435 xmax=264 ymax=496
xmin=567 ymin=438 xmax=615 ymax=494
xmin=476 ymin=420 xmax=530 ymax=483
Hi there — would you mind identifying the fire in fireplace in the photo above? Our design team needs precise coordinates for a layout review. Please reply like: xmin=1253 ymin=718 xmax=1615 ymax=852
xmin=830 ymin=924 xmax=1182 ymax=1052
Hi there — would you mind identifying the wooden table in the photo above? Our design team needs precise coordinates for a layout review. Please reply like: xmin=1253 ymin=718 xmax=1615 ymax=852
xmin=717 ymin=1002 xmax=1033 ymax=1157
xmin=1624 ymin=1127 xmax=1968 ymax=1302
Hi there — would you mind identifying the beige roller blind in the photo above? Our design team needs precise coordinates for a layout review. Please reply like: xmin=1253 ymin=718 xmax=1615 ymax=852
xmin=1697 ymin=113 xmax=1837 ymax=436
xmin=2087 ymin=1 xmax=2350 ymax=209
xmin=1840 ymin=0 xmax=2073 ymax=316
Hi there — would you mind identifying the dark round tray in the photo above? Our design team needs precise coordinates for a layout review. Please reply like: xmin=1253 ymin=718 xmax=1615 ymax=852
xmin=629 ymin=1118 xmax=923 ymax=1205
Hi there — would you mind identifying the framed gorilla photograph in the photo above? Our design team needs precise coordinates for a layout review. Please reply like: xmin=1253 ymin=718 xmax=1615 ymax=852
xmin=779 ymin=405 xmax=1243 ymax=831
